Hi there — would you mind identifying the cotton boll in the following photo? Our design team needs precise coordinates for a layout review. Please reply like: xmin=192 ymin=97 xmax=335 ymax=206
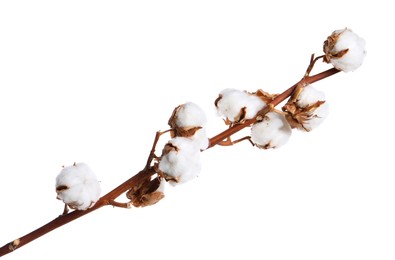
xmin=174 ymin=102 xmax=207 ymax=128
xmin=324 ymin=28 xmax=366 ymax=72
xmin=296 ymin=85 xmax=326 ymax=108
xmin=56 ymin=163 xmax=101 ymax=210
xmin=159 ymin=137 xmax=202 ymax=185
xmin=251 ymin=112 xmax=292 ymax=149
xmin=215 ymin=88 xmax=266 ymax=123
xmin=168 ymin=102 xmax=209 ymax=142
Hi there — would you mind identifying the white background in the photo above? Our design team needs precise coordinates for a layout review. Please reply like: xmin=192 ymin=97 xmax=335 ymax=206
xmin=0 ymin=1 xmax=393 ymax=259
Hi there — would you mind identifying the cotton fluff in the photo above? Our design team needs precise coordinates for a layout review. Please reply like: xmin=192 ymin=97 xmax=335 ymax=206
xmin=174 ymin=102 xmax=207 ymax=128
xmin=168 ymin=102 xmax=209 ymax=149
xmin=324 ymin=28 xmax=366 ymax=72
xmin=296 ymin=85 xmax=326 ymax=108
xmin=159 ymin=137 xmax=202 ymax=185
xmin=191 ymin=128 xmax=209 ymax=150
xmin=296 ymin=85 xmax=329 ymax=131
xmin=251 ymin=112 xmax=292 ymax=149
xmin=56 ymin=163 xmax=101 ymax=210
xmin=216 ymin=88 xmax=266 ymax=123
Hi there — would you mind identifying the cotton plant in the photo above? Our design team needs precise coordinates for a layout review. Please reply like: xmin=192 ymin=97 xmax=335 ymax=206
xmin=0 ymin=28 xmax=366 ymax=257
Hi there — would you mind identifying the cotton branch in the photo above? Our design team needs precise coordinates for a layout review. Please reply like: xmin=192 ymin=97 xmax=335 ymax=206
xmin=0 ymin=66 xmax=339 ymax=258
xmin=0 ymin=28 xmax=366 ymax=257
xmin=208 ymin=67 xmax=340 ymax=148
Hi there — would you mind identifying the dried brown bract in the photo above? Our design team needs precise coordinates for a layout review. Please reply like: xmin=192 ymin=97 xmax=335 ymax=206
xmin=282 ymin=83 xmax=327 ymax=131
xmin=283 ymin=100 xmax=325 ymax=131
xmin=254 ymin=89 xmax=279 ymax=104
xmin=126 ymin=176 xmax=165 ymax=207
xmin=168 ymin=104 xmax=205 ymax=137
xmin=323 ymin=29 xmax=349 ymax=63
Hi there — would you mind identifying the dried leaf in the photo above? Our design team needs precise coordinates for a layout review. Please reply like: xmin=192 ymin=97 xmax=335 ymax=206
xmin=139 ymin=191 xmax=165 ymax=207
xmin=162 ymin=142 xmax=178 ymax=155
xmin=214 ymin=94 xmax=223 ymax=108
xmin=55 ymin=185 xmax=68 ymax=194
xmin=168 ymin=104 xmax=203 ymax=138
xmin=283 ymin=100 xmax=325 ymax=131
xmin=254 ymin=89 xmax=279 ymax=104
xmin=323 ymin=29 xmax=349 ymax=62
xmin=173 ymin=126 xmax=202 ymax=138
xmin=126 ymin=177 xmax=165 ymax=207
xmin=168 ymin=104 xmax=182 ymax=129
xmin=235 ymin=106 xmax=247 ymax=123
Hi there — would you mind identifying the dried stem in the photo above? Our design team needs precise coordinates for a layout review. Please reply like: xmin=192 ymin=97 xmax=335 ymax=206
xmin=0 ymin=66 xmax=340 ymax=257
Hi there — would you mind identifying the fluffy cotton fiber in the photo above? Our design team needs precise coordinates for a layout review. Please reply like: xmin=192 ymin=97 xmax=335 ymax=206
xmin=216 ymin=88 xmax=266 ymax=122
xmin=251 ymin=112 xmax=292 ymax=149
xmin=324 ymin=28 xmax=366 ymax=72
xmin=159 ymin=137 xmax=202 ymax=185
xmin=296 ymin=85 xmax=329 ymax=131
xmin=174 ymin=102 xmax=207 ymax=128
xmin=56 ymin=163 xmax=101 ymax=210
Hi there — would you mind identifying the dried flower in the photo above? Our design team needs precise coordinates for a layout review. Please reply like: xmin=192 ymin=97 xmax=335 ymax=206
xmin=323 ymin=28 xmax=366 ymax=72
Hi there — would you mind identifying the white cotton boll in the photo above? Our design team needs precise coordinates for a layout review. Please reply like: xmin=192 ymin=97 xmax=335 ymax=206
xmin=296 ymin=85 xmax=326 ymax=108
xmin=56 ymin=163 xmax=101 ymax=210
xmin=324 ymin=28 xmax=366 ymax=72
xmin=251 ymin=112 xmax=292 ymax=149
xmin=216 ymin=88 xmax=266 ymax=122
xmin=175 ymin=102 xmax=207 ymax=128
xmin=159 ymin=137 xmax=202 ymax=185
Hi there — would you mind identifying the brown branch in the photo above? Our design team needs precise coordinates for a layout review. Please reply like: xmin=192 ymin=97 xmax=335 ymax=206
xmin=0 ymin=67 xmax=340 ymax=258
xmin=0 ymin=151 xmax=156 ymax=257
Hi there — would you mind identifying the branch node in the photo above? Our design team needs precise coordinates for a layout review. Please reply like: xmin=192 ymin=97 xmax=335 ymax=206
xmin=8 ymin=239 xmax=20 ymax=252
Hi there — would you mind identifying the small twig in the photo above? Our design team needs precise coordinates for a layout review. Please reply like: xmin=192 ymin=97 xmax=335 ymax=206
xmin=231 ymin=136 xmax=254 ymax=146
xmin=109 ymin=200 xmax=132 ymax=209
xmin=304 ymin=54 xmax=325 ymax=77
xmin=61 ymin=204 xmax=69 ymax=216
xmin=218 ymin=137 xmax=233 ymax=146
xmin=145 ymin=130 xmax=172 ymax=169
